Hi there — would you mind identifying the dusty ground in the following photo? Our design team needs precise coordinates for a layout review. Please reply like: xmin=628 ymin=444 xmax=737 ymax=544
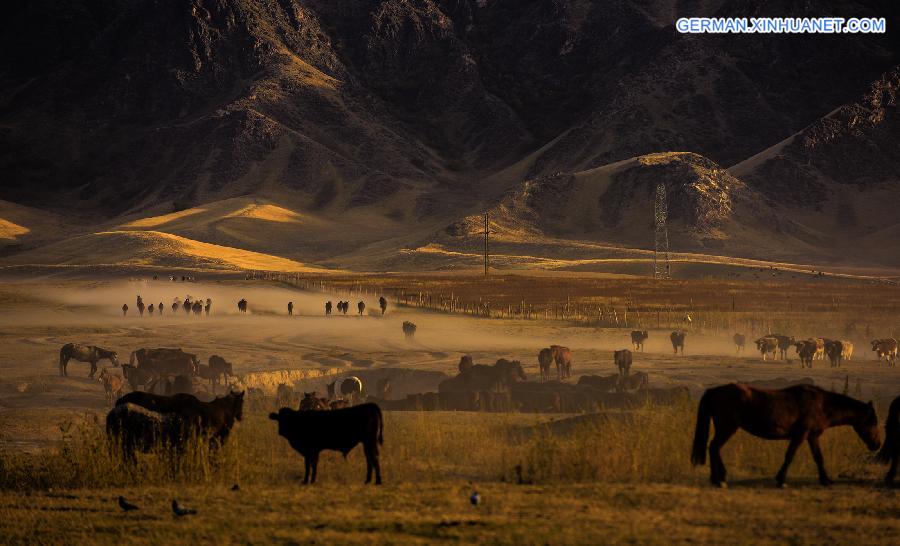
xmin=2 ymin=276 xmax=900 ymax=544
xmin=1 ymin=277 xmax=899 ymax=448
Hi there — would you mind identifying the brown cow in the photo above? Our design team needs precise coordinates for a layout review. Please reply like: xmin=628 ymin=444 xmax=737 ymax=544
xmin=872 ymin=338 xmax=899 ymax=366
xmin=841 ymin=341 xmax=854 ymax=361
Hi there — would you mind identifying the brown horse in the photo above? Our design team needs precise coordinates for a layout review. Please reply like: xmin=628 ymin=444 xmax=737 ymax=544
xmin=538 ymin=348 xmax=554 ymax=382
xmin=691 ymin=384 xmax=880 ymax=487
xmin=876 ymin=395 xmax=900 ymax=485
xmin=59 ymin=343 xmax=119 ymax=378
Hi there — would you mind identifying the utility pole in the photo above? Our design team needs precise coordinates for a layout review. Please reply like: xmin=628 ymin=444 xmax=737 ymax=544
xmin=653 ymin=181 xmax=671 ymax=279
xmin=483 ymin=210 xmax=490 ymax=276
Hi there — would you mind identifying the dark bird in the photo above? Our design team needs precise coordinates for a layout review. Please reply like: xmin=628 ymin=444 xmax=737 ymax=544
xmin=172 ymin=499 xmax=197 ymax=516
xmin=470 ymin=490 xmax=481 ymax=507
xmin=118 ymin=496 xmax=139 ymax=512
xmin=231 ymin=484 xmax=240 ymax=492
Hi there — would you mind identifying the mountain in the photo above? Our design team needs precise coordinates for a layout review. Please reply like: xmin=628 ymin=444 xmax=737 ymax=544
xmin=0 ymin=0 xmax=898 ymax=273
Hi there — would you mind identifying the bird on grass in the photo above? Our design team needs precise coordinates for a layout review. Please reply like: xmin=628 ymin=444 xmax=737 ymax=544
xmin=118 ymin=496 xmax=139 ymax=512
xmin=470 ymin=490 xmax=481 ymax=507
xmin=172 ymin=499 xmax=197 ymax=516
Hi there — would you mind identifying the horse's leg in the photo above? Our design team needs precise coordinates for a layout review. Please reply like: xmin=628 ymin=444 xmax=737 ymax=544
xmin=708 ymin=422 xmax=737 ymax=487
xmin=89 ymin=360 xmax=97 ymax=378
xmin=365 ymin=443 xmax=374 ymax=484
xmin=775 ymin=434 xmax=805 ymax=487
xmin=303 ymin=456 xmax=311 ymax=484
xmin=807 ymin=432 xmax=833 ymax=485
xmin=60 ymin=355 xmax=68 ymax=377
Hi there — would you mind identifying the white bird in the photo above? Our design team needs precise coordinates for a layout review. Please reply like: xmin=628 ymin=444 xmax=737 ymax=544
xmin=470 ymin=490 xmax=481 ymax=506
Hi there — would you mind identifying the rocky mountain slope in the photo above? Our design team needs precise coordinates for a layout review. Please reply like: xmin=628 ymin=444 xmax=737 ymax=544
xmin=0 ymin=0 xmax=897 ymax=273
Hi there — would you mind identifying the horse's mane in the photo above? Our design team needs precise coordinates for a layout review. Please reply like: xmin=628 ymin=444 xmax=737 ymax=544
xmin=823 ymin=389 xmax=871 ymax=419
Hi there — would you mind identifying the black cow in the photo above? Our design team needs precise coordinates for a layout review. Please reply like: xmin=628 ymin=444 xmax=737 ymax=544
xmin=630 ymin=330 xmax=648 ymax=351
xmin=269 ymin=403 xmax=384 ymax=485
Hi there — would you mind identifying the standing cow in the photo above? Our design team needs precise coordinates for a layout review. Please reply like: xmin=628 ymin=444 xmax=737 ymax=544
xmin=614 ymin=349 xmax=632 ymax=376
xmin=269 ymin=404 xmax=384 ymax=484
xmin=670 ymin=331 xmax=687 ymax=354
xmin=756 ymin=337 xmax=778 ymax=361
xmin=631 ymin=331 xmax=648 ymax=351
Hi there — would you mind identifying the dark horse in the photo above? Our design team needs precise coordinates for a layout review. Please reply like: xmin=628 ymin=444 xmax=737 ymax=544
xmin=876 ymin=395 xmax=900 ymax=485
xmin=110 ymin=391 xmax=245 ymax=458
xmin=691 ymin=383 xmax=880 ymax=487
xmin=59 ymin=343 xmax=119 ymax=378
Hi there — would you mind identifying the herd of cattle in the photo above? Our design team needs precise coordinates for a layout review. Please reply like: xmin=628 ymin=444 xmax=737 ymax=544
xmin=629 ymin=329 xmax=898 ymax=368
xmin=746 ymin=334 xmax=898 ymax=368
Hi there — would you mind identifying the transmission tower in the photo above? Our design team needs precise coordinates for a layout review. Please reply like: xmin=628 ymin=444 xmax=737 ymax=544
xmin=483 ymin=210 xmax=490 ymax=276
xmin=653 ymin=181 xmax=671 ymax=279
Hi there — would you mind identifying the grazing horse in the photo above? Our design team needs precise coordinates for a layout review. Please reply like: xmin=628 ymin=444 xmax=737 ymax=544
xmin=550 ymin=345 xmax=572 ymax=380
xmin=327 ymin=376 xmax=363 ymax=405
xmin=876 ymin=395 xmax=900 ymax=485
xmin=59 ymin=343 xmax=119 ymax=378
xmin=733 ymin=333 xmax=746 ymax=353
xmin=630 ymin=330 xmax=648 ymax=351
xmin=379 ymin=296 xmax=387 ymax=315
xmin=691 ymin=384 xmax=880 ymax=487
xmin=538 ymin=348 xmax=554 ymax=382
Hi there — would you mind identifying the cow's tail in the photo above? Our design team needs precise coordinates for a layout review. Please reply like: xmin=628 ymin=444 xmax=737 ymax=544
xmin=876 ymin=397 xmax=900 ymax=463
xmin=691 ymin=389 xmax=713 ymax=466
